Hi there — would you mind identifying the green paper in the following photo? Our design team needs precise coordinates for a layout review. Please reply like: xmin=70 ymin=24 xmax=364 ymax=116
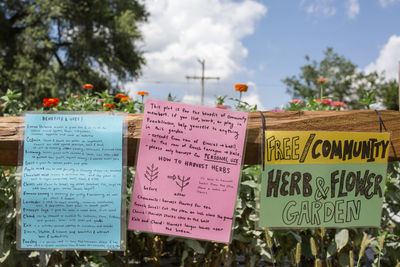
xmin=260 ymin=163 xmax=386 ymax=227
xmin=259 ymin=131 xmax=390 ymax=228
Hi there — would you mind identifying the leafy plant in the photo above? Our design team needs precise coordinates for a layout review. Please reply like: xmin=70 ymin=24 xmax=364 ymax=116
xmin=358 ymin=90 xmax=376 ymax=109
xmin=230 ymin=97 xmax=258 ymax=112
xmin=216 ymin=95 xmax=228 ymax=105
xmin=0 ymin=90 xmax=25 ymax=116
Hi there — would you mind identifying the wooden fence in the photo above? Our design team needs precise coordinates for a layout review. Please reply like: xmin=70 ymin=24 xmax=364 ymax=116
xmin=1 ymin=110 xmax=400 ymax=166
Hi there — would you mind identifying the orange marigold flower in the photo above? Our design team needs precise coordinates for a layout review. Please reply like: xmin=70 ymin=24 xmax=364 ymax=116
xmin=317 ymin=77 xmax=328 ymax=84
xmin=43 ymin=98 xmax=49 ymax=107
xmin=235 ymin=84 xmax=248 ymax=92
xmin=137 ymin=91 xmax=149 ymax=96
xmin=116 ymin=93 xmax=126 ymax=98
xmin=3 ymin=170 xmax=10 ymax=175
xmin=104 ymin=103 xmax=116 ymax=111
xmin=120 ymin=96 xmax=131 ymax=103
xmin=83 ymin=84 xmax=94 ymax=89
xmin=43 ymin=98 xmax=59 ymax=108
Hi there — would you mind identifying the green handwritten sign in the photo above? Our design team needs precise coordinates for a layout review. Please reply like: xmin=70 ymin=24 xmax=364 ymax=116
xmin=259 ymin=131 xmax=390 ymax=228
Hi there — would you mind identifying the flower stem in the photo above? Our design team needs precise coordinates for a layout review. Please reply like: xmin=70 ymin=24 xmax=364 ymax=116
xmin=269 ymin=247 xmax=275 ymax=267
xmin=320 ymin=86 xmax=323 ymax=98
xmin=377 ymin=253 xmax=381 ymax=267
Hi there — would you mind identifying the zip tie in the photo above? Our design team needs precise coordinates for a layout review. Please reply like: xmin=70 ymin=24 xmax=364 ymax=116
xmin=260 ymin=111 xmax=266 ymax=171
xmin=375 ymin=109 xmax=383 ymax=132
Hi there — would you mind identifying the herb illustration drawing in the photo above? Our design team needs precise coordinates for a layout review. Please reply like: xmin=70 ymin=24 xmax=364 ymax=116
xmin=144 ymin=164 xmax=159 ymax=185
xmin=168 ymin=174 xmax=191 ymax=192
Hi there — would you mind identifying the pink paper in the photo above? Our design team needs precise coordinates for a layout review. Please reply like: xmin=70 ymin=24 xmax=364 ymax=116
xmin=128 ymin=99 xmax=248 ymax=243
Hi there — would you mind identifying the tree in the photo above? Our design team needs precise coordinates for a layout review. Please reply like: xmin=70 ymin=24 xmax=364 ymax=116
xmin=0 ymin=0 xmax=147 ymax=108
xmin=378 ymin=79 xmax=399 ymax=110
xmin=283 ymin=47 xmax=398 ymax=109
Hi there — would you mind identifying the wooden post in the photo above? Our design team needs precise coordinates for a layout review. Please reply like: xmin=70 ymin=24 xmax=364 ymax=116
xmin=398 ymin=61 xmax=400 ymax=111
xmin=185 ymin=59 xmax=220 ymax=106
xmin=1 ymin=110 xmax=400 ymax=165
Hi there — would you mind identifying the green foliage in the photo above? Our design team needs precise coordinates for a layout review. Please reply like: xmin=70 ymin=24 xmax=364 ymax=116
xmin=0 ymin=0 xmax=147 ymax=108
xmin=0 ymin=89 xmax=25 ymax=116
xmin=57 ymin=91 xmax=140 ymax=113
xmin=378 ymin=79 xmax=399 ymax=110
xmin=230 ymin=97 xmax=258 ymax=112
xmin=283 ymin=48 xmax=355 ymax=100
xmin=285 ymin=98 xmax=347 ymax=111
xmin=283 ymin=47 xmax=398 ymax=109
xmin=167 ymin=93 xmax=179 ymax=102
xmin=358 ymin=90 xmax=376 ymax=109
xmin=216 ymin=95 xmax=228 ymax=105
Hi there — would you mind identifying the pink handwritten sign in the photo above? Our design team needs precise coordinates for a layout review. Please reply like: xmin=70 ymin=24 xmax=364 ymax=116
xmin=128 ymin=99 xmax=248 ymax=243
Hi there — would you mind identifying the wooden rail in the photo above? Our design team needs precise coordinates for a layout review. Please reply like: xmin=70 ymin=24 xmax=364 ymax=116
xmin=1 ymin=110 xmax=400 ymax=166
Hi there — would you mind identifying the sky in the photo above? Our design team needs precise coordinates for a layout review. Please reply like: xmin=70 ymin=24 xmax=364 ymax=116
xmin=125 ymin=0 xmax=400 ymax=110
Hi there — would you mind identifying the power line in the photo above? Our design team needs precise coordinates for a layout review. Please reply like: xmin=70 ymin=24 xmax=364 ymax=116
xmin=185 ymin=59 xmax=220 ymax=106
xmin=136 ymin=79 xmax=284 ymax=87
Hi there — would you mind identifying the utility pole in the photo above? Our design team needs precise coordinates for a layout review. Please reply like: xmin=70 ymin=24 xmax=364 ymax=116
xmin=186 ymin=59 xmax=220 ymax=106
xmin=398 ymin=61 xmax=400 ymax=111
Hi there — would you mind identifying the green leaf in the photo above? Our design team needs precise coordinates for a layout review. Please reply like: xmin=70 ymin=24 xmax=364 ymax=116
xmin=233 ymin=233 xmax=251 ymax=242
xmin=0 ymin=250 xmax=10 ymax=263
xmin=335 ymin=229 xmax=349 ymax=252
xmin=28 ymin=251 xmax=40 ymax=258
xmin=0 ymin=228 xmax=5 ymax=249
xmin=6 ymin=209 xmax=16 ymax=224
xmin=249 ymin=213 xmax=259 ymax=221
xmin=241 ymin=180 xmax=258 ymax=188
xmin=181 ymin=250 xmax=189 ymax=267
xmin=288 ymin=231 xmax=302 ymax=243
xmin=338 ymin=251 xmax=350 ymax=267
xmin=327 ymin=242 xmax=337 ymax=258
xmin=184 ymin=239 xmax=205 ymax=254
xmin=252 ymin=230 xmax=264 ymax=237
xmin=245 ymin=201 xmax=256 ymax=209
xmin=250 ymin=254 xmax=258 ymax=267
xmin=259 ymin=247 xmax=271 ymax=257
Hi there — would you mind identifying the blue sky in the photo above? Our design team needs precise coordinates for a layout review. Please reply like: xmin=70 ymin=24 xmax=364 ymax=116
xmin=126 ymin=0 xmax=400 ymax=110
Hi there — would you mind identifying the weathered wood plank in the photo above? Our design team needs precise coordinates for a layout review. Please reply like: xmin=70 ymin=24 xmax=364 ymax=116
xmin=0 ymin=110 xmax=399 ymax=166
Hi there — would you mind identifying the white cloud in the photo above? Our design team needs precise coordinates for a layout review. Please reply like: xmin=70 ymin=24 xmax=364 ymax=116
xmin=242 ymin=92 xmax=263 ymax=110
xmin=302 ymin=0 xmax=362 ymax=19
xmin=301 ymin=0 xmax=336 ymax=17
xmin=241 ymin=82 xmax=264 ymax=110
xmin=126 ymin=0 xmax=267 ymax=106
xmin=345 ymin=0 xmax=360 ymax=19
xmin=182 ymin=82 xmax=264 ymax=110
xmin=365 ymin=35 xmax=400 ymax=80
xmin=182 ymin=94 xmax=216 ymax=107
xmin=379 ymin=0 xmax=400 ymax=8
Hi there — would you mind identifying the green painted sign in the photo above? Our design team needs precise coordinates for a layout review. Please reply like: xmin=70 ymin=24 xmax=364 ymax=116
xmin=259 ymin=131 xmax=390 ymax=228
